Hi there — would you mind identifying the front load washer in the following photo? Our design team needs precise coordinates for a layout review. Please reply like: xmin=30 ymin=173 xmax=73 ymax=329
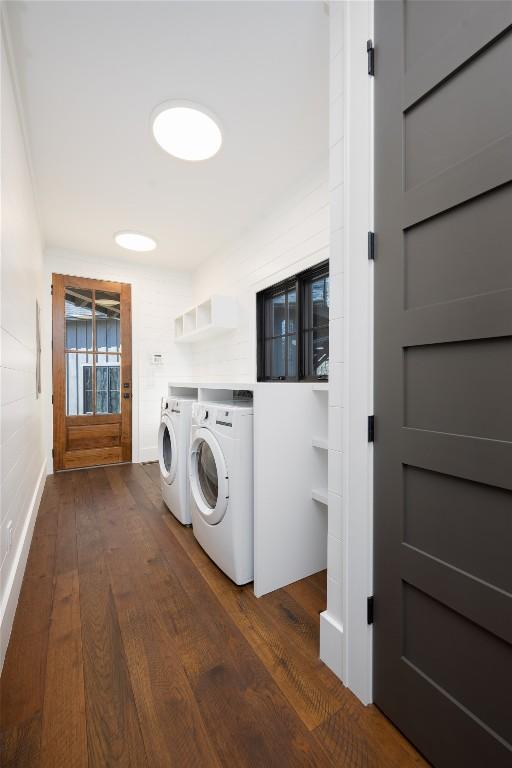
xmin=189 ymin=400 xmax=254 ymax=585
xmin=158 ymin=396 xmax=196 ymax=524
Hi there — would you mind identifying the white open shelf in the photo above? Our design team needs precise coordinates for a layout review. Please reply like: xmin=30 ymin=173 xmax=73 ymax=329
xmin=312 ymin=488 xmax=328 ymax=505
xmin=312 ymin=380 xmax=328 ymax=508
xmin=174 ymin=295 xmax=237 ymax=343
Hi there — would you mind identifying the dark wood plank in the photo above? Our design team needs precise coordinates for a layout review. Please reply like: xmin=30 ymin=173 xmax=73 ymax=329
xmin=314 ymin=700 xmax=430 ymax=768
xmin=0 ymin=714 xmax=42 ymax=768
xmin=73 ymin=469 xmax=148 ymax=767
xmin=40 ymin=474 xmax=88 ymax=768
xmin=284 ymin=573 xmax=326 ymax=620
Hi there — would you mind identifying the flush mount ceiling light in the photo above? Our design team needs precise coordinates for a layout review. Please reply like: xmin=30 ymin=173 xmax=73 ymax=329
xmin=152 ymin=101 xmax=222 ymax=161
xmin=114 ymin=231 xmax=156 ymax=252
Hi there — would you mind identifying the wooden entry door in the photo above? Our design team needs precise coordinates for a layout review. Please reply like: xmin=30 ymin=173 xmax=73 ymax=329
xmin=374 ymin=2 xmax=512 ymax=767
xmin=52 ymin=274 xmax=132 ymax=470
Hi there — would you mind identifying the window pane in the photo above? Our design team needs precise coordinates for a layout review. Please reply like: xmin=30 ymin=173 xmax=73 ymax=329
xmin=271 ymin=337 xmax=286 ymax=378
xmin=108 ymin=361 xmax=121 ymax=414
xmin=66 ymin=353 xmax=93 ymax=415
xmin=311 ymin=276 xmax=330 ymax=327
xmin=287 ymin=334 xmax=297 ymax=377
xmin=96 ymin=357 xmax=120 ymax=414
xmin=313 ymin=329 xmax=329 ymax=377
xmin=288 ymin=289 xmax=297 ymax=333
xmin=65 ymin=288 xmax=93 ymax=351
xmin=95 ymin=291 xmax=121 ymax=352
xmin=269 ymin=293 xmax=287 ymax=337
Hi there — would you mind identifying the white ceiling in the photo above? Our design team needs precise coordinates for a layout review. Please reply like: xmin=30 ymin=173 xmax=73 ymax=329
xmin=6 ymin=1 xmax=329 ymax=269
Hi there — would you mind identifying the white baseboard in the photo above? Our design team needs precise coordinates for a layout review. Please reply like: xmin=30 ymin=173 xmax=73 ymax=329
xmin=0 ymin=460 xmax=47 ymax=673
xmin=140 ymin=447 xmax=158 ymax=463
xmin=320 ymin=610 xmax=344 ymax=680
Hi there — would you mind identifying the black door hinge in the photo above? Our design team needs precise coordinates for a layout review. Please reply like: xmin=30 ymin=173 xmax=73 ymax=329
xmin=51 ymin=283 xmax=53 ymax=296
xmin=52 ymin=448 xmax=55 ymax=458
xmin=368 ymin=415 xmax=375 ymax=442
xmin=367 ymin=39 xmax=375 ymax=76
xmin=51 ymin=394 xmax=54 ymax=404
xmin=368 ymin=231 xmax=375 ymax=260
xmin=367 ymin=596 xmax=374 ymax=625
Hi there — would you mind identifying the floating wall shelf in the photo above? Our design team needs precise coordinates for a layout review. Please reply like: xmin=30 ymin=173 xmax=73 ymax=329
xmin=174 ymin=295 xmax=238 ymax=343
xmin=312 ymin=436 xmax=328 ymax=450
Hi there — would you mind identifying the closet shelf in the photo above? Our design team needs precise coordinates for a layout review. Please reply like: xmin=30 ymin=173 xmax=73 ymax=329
xmin=312 ymin=382 xmax=328 ymax=392
xmin=312 ymin=488 xmax=328 ymax=506
xmin=312 ymin=436 xmax=328 ymax=450
xmin=174 ymin=295 xmax=237 ymax=343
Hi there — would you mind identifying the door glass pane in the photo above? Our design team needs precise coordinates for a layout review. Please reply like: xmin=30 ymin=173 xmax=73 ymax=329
xmin=65 ymin=288 xmax=93 ymax=351
xmin=311 ymin=276 xmax=330 ymax=327
xmin=162 ymin=425 xmax=172 ymax=471
xmin=95 ymin=291 xmax=121 ymax=353
xmin=66 ymin=352 xmax=93 ymax=415
xmin=271 ymin=337 xmax=286 ymax=378
xmin=270 ymin=293 xmax=286 ymax=336
xmin=197 ymin=441 xmax=218 ymax=508
xmin=95 ymin=356 xmax=121 ymax=414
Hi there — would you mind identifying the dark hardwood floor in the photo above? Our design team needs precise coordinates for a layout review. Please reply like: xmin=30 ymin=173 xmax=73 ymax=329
xmin=0 ymin=463 xmax=428 ymax=767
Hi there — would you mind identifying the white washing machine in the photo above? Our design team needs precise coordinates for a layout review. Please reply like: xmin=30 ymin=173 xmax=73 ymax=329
xmin=158 ymin=396 xmax=196 ymax=524
xmin=189 ymin=400 xmax=254 ymax=585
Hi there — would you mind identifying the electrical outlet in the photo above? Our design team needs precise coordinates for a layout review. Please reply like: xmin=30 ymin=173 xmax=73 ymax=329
xmin=6 ymin=521 xmax=13 ymax=553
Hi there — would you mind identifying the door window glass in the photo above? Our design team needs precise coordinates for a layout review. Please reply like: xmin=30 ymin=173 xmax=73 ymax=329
xmin=65 ymin=286 xmax=122 ymax=415
xmin=197 ymin=441 xmax=218 ymax=508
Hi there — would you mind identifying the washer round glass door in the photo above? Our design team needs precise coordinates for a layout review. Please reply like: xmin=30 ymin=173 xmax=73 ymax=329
xmin=158 ymin=413 xmax=177 ymax=484
xmin=190 ymin=428 xmax=229 ymax=524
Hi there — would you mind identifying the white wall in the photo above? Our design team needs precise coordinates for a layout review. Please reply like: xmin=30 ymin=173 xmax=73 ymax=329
xmin=320 ymin=0 xmax=346 ymax=681
xmin=0 ymin=20 xmax=46 ymax=671
xmin=42 ymin=249 xmax=193 ymax=470
xmin=187 ymin=164 xmax=329 ymax=382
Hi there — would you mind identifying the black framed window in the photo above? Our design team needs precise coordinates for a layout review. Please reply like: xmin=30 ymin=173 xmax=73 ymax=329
xmin=257 ymin=260 xmax=329 ymax=382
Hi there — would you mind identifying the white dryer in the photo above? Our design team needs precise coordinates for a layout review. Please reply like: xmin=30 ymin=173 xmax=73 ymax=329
xmin=189 ymin=400 xmax=254 ymax=585
xmin=158 ymin=396 xmax=196 ymax=524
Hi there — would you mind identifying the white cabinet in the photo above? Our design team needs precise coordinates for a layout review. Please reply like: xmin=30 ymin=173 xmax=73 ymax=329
xmin=174 ymin=295 xmax=237 ymax=343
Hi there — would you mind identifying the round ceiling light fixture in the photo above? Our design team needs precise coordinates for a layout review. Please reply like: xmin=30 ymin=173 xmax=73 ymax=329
xmin=152 ymin=101 xmax=222 ymax=161
xmin=114 ymin=231 xmax=156 ymax=252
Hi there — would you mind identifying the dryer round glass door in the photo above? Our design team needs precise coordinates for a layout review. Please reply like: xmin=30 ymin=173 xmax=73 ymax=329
xmin=190 ymin=428 xmax=229 ymax=524
xmin=158 ymin=413 xmax=177 ymax=484
xmin=197 ymin=441 xmax=218 ymax=507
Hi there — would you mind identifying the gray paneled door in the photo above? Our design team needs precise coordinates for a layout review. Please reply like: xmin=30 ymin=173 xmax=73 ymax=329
xmin=374 ymin=3 xmax=512 ymax=767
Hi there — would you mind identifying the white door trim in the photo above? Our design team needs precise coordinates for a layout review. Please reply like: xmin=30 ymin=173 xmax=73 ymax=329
xmin=342 ymin=0 xmax=374 ymax=705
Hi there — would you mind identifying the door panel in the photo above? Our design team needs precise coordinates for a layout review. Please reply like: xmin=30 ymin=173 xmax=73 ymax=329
xmin=374 ymin=2 xmax=512 ymax=767
xmin=52 ymin=274 xmax=132 ymax=470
